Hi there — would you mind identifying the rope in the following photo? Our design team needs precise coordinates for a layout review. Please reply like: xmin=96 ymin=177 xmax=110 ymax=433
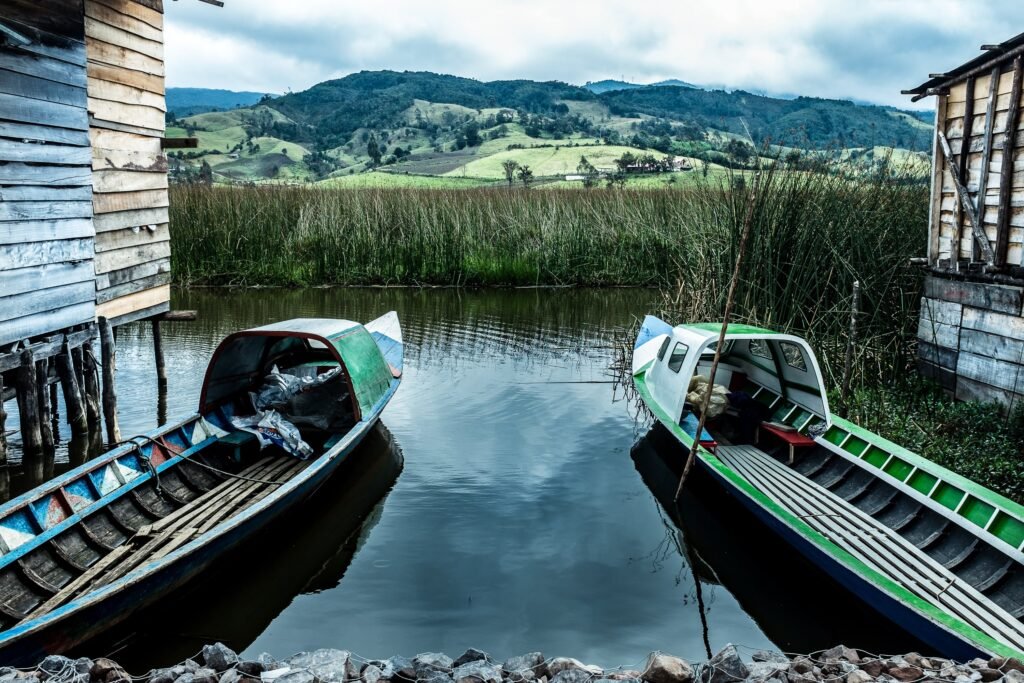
xmin=180 ymin=456 xmax=291 ymax=486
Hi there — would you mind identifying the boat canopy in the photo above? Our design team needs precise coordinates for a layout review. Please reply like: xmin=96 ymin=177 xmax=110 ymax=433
xmin=199 ymin=318 xmax=394 ymax=421
xmin=636 ymin=318 xmax=831 ymax=428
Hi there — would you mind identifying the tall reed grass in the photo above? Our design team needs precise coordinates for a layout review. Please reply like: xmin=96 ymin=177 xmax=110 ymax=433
xmin=170 ymin=170 xmax=928 ymax=386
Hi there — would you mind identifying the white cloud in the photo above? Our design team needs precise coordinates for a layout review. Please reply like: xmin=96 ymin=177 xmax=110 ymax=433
xmin=164 ymin=0 xmax=1024 ymax=108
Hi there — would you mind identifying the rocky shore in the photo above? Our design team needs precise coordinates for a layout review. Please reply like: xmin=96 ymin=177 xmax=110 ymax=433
xmin=6 ymin=643 xmax=1024 ymax=683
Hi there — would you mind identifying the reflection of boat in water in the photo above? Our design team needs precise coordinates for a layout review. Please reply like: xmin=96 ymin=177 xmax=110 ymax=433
xmin=631 ymin=424 xmax=929 ymax=655
xmin=633 ymin=317 xmax=1024 ymax=660
xmin=0 ymin=315 xmax=403 ymax=664
xmin=77 ymin=422 xmax=405 ymax=669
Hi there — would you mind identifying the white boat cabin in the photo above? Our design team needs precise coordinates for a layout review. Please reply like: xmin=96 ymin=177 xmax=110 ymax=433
xmin=633 ymin=318 xmax=832 ymax=450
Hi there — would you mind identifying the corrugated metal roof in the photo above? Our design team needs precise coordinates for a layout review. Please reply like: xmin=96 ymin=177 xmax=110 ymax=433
xmin=905 ymin=31 xmax=1024 ymax=100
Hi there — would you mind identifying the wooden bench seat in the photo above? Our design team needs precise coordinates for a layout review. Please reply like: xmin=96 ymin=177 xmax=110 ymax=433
xmin=715 ymin=444 xmax=1024 ymax=653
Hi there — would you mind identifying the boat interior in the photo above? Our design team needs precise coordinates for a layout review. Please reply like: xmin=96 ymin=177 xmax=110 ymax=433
xmin=0 ymin=335 xmax=361 ymax=631
xmin=669 ymin=337 xmax=1024 ymax=652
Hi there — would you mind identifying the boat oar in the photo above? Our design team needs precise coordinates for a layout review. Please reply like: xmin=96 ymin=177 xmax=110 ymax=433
xmin=674 ymin=171 xmax=761 ymax=502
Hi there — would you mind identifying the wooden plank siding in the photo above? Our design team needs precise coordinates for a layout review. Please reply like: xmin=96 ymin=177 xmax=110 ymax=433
xmin=0 ymin=5 xmax=96 ymax=347
xmin=85 ymin=0 xmax=170 ymax=324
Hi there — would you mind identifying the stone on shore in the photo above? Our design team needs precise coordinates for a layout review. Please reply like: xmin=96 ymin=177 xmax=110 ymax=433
xmin=1005 ymin=670 xmax=1024 ymax=683
xmin=202 ymin=644 xmax=239 ymax=673
xmin=383 ymin=656 xmax=417 ymax=682
xmin=550 ymin=671 xmax=594 ymax=683
xmin=90 ymin=659 xmax=130 ymax=683
xmin=219 ymin=671 xmax=241 ymax=683
xmin=504 ymin=653 xmax=547 ymax=681
xmin=415 ymin=654 xmax=455 ymax=677
xmin=454 ymin=651 xmax=494 ymax=669
xmin=751 ymin=653 xmax=789 ymax=666
xmin=701 ymin=645 xmax=749 ymax=683
xmin=820 ymin=647 xmax=860 ymax=665
xmin=175 ymin=668 xmax=218 ymax=683
xmin=453 ymin=661 xmax=504 ymax=683
xmin=284 ymin=649 xmax=360 ymax=683
xmin=642 ymin=653 xmax=693 ymax=683
xmin=236 ymin=662 xmax=265 ymax=678
xmin=548 ymin=659 xmax=602 ymax=678
xmin=885 ymin=666 xmax=923 ymax=682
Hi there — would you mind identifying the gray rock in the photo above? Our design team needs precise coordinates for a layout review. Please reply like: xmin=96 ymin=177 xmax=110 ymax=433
xmin=1005 ymin=671 xmax=1024 ymax=683
xmin=790 ymin=660 xmax=814 ymax=677
xmin=421 ymin=673 xmax=453 ymax=683
xmin=549 ymin=661 xmax=602 ymax=678
xmin=360 ymin=666 xmax=383 ymax=683
xmin=414 ymin=655 xmax=454 ymax=677
xmin=604 ymin=672 xmax=641 ymax=682
xmin=746 ymin=663 xmax=786 ymax=683
xmin=285 ymin=649 xmax=359 ymax=683
xmin=642 ymin=654 xmax=693 ymax=683
xmin=953 ymin=676 xmax=974 ymax=683
xmin=752 ymin=653 xmax=789 ymax=666
xmin=382 ymin=657 xmax=415 ymax=682
xmin=822 ymin=647 xmax=861 ymax=665
xmin=39 ymin=656 xmax=76 ymax=680
xmin=91 ymin=659 xmax=131 ymax=683
xmin=453 ymin=652 xmax=492 ymax=669
xmin=452 ymin=661 xmax=503 ymax=683
xmin=148 ymin=670 xmax=175 ymax=683
xmin=550 ymin=672 xmax=593 ymax=683
xmin=271 ymin=672 xmax=316 ymax=683
xmin=183 ymin=662 xmax=202 ymax=674
xmin=701 ymin=645 xmax=748 ymax=683
xmin=504 ymin=654 xmax=546 ymax=681
xmin=219 ymin=671 xmax=241 ymax=683
xmin=257 ymin=656 xmax=279 ymax=672
xmin=846 ymin=672 xmax=873 ymax=683
xmin=175 ymin=670 xmax=218 ymax=683
xmin=202 ymin=644 xmax=239 ymax=673
xmin=884 ymin=667 xmax=922 ymax=683
xmin=237 ymin=663 xmax=265 ymax=678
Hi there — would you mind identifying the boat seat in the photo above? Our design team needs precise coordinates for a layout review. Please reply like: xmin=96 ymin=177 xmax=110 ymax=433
xmin=216 ymin=430 xmax=260 ymax=463
xmin=715 ymin=444 xmax=1024 ymax=653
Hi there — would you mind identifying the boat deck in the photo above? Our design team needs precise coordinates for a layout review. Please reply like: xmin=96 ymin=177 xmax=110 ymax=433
xmin=716 ymin=444 xmax=1024 ymax=653
xmin=0 ymin=453 xmax=309 ymax=628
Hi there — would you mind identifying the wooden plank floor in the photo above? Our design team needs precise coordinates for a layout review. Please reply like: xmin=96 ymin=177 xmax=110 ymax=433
xmin=715 ymin=444 xmax=1024 ymax=652
xmin=20 ymin=454 xmax=308 ymax=623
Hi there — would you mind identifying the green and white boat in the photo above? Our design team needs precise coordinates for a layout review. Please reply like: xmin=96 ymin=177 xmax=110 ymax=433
xmin=632 ymin=316 xmax=1024 ymax=660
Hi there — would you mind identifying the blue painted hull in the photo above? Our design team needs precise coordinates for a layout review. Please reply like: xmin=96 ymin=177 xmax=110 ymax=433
xmin=697 ymin=455 xmax=988 ymax=661
xmin=0 ymin=403 xmax=393 ymax=666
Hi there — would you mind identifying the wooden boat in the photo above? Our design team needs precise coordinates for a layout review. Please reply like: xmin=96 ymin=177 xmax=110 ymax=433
xmin=0 ymin=314 xmax=403 ymax=664
xmin=632 ymin=316 xmax=1024 ymax=660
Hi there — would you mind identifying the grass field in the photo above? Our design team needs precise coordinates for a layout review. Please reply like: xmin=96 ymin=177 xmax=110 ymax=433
xmin=444 ymin=144 xmax=670 ymax=179
xmin=318 ymin=171 xmax=496 ymax=189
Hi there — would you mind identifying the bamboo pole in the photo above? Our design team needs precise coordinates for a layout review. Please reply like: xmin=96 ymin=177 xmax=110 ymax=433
xmin=56 ymin=344 xmax=88 ymax=437
xmin=674 ymin=172 xmax=761 ymax=502
xmin=98 ymin=318 xmax=121 ymax=445
xmin=841 ymin=280 xmax=861 ymax=403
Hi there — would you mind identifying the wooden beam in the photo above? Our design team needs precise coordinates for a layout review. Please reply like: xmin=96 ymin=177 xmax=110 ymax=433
xmin=995 ymin=56 xmax=1024 ymax=267
xmin=156 ymin=310 xmax=197 ymax=321
xmin=161 ymin=137 xmax=197 ymax=149
xmin=938 ymin=130 xmax=996 ymax=263
xmin=98 ymin=317 xmax=120 ymax=445
xmin=953 ymin=75 xmax=975 ymax=262
xmin=975 ymin=66 xmax=1002 ymax=261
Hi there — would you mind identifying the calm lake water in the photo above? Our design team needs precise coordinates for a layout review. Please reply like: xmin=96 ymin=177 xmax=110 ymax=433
xmin=4 ymin=288 xmax=924 ymax=669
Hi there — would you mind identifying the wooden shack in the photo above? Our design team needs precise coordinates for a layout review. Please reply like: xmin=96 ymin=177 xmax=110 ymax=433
xmin=0 ymin=0 xmax=214 ymax=480
xmin=906 ymin=32 xmax=1024 ymax=406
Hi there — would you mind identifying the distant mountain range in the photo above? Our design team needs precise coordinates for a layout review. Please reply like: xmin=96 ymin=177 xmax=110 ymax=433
xmin=166 ymin=88 xmax=271 ymax=116
xmin=583 ymin=78 xmax=699 ymax=94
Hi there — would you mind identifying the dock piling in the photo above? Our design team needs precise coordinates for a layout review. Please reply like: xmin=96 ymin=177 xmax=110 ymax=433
xmin=36 ymin=359 xmax=55 ymax=467
xmin=98 ymin=318 xmax=121 ymax=445
xmin=83 ymin=342 xmax=103 ymax=454
xmin=15 ymin=350 xmax=43 ymax=480
xmin=152 ymin=319 xmax=167 ymax=389
xmin=56 ymin=344 xmax=88 ymax=438
xmin=0 ymin=372 xmax=8 ymax=501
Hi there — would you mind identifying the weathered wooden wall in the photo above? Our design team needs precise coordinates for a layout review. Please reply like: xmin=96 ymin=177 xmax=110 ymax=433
xmin=85 ymin=0 xmax=170 ymax=324
xmin=0 ymin=1 xmax=96 ymax=347
xmin=930 ymin=59 xmax=1024 ymax=269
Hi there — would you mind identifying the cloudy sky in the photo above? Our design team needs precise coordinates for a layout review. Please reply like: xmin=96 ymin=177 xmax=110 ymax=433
xmin=164 ymin=1 xmax=1024 ymax=109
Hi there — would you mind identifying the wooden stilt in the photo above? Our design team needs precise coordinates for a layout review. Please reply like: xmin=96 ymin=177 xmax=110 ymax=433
xmin=98 ymin=318 xmax=121 ymax=445
xmin=49 ymin=380 xmax=60 ymax=445
xmin=71 ymin=345 xmax=85 ymax=395
xmin=36 ymin=360 xmax=55 ymax=471
xmin=152 ymin=319 xmax=167 ymax=389
xmin=56 ymin=345 xmax=88 ymax=438
xmin=82 ymin=343 xmax=103 ymax=454
xmin=0 ymin=372 xmax=9 ymax=502
xmin=15 ymin=350 xmax=43 ymax=480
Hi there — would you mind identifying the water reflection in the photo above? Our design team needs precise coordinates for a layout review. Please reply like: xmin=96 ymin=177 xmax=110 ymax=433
xmin=630 ymin=424 xmax=930 ymax=655
xmin=77 ymin=423 xmax=405 ymax=670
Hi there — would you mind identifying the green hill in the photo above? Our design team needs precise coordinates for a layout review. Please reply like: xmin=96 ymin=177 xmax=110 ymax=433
xmin=165 ymin=70 xmax=933 ymax=186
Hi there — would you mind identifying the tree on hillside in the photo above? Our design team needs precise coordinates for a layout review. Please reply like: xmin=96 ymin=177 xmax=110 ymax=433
xmin=198 ymin=160 xmax=213 ymax=185
xmin=463 ymin=121 xmax=481 ymax=147
xmin=577 ymin=155 xmax=598 ymax=188
xmin=614 ymin=151 xmax=637 ymax=173
xmin=502 ymin=159 xmax=520 ymax=188
xmin=367 ymin=135 xmax=382 ymax=166
xmin=517 ymin=164 xmax=534 ymax=189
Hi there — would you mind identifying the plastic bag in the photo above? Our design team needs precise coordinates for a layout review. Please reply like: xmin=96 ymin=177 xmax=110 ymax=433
xmin=252 ymin=365 xmax=343 ymax=411
xmin=231 ymin=409 xmax=314 ymax=460
xmin=686 ymin=375 xmax=730 ymax=418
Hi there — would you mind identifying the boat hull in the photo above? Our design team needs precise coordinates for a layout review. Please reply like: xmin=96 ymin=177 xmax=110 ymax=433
xmin=0 ymin=410 xmax=387 ymax=666
xmin=694 ymin=450 xmax=990 ymax=661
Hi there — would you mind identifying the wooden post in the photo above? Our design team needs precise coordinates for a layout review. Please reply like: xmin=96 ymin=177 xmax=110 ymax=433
xmin=975 ymin=65 xmax=1002 ymax=262
xmin=36 ymin=360 xmax=55 ymax=459
xmin=995 ymin=56 xmax=1024 ymax=267
xmin=953 ymin=76 xmax=976 ymax=263
xmin=15 ymin=350 xmax=43 ymax=478
xmin=56 ymin=345 xmax=88 ymax=438
xmin=98 ymin=318 xmax=121 ymax=445
xmin=49 ymin=380 xmax=60 ymax=445
xmin=841 ymin=280 xmax=861 ymax=402
xmin=82 ymin=343 xmax=103 ymax=453
xmin=152 ymin=319 xmax=167 ymax=389
xmin=0 ymin=372 xmax=8 ymax=502
xmin=674 ymin=170 xmax=761 ymax=502
xmin=71 ymin=345 xmax=85 ymax=394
